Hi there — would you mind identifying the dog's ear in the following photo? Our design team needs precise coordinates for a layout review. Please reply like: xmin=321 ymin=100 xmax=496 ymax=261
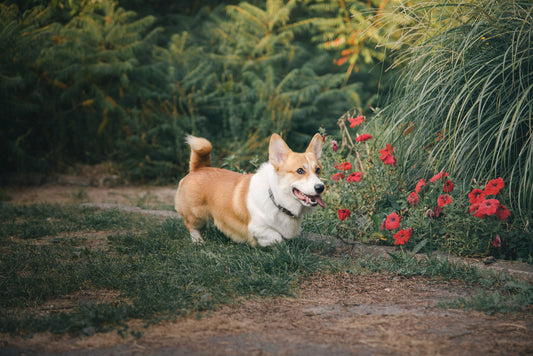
xmin=269 ymin=134 xmax=292 ymax=168
xmin=306 ymin=133 xmax=323 ymax=160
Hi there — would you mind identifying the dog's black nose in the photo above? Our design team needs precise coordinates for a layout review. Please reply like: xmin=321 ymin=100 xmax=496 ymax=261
xmin=314 ymin=184 xmax=324 ymax=194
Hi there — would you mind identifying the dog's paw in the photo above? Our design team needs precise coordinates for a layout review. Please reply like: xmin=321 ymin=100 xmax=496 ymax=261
xmin=190 ymin=230 xmax=204 ymax=243
xmin=256 ymin=234 xmax=283 ymax=247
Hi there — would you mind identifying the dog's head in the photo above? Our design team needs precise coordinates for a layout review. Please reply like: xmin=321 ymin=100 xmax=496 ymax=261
xmin=269 ymin=133 xmax=325 ymax=209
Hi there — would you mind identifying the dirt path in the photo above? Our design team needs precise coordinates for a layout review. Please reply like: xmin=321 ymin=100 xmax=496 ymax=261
xmin=2 ymin=182 xmax=533 ymax=355
xmin=5 ymin=273 xmax=533 ymax=355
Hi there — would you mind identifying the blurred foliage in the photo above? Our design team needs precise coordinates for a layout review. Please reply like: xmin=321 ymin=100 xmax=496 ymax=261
xmin=1 ymin=0 xmax=398 ymax=182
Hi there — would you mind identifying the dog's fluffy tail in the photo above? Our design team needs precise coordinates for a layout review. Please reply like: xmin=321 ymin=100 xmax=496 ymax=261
xmin=186 ymin=135 xmax=212 ymax=171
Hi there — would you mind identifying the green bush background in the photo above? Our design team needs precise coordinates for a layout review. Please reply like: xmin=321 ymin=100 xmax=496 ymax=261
xmin=1 ymin=0 xmax=531 ymax=220
xmin=1 ymin=0 xmax=394 ymax=182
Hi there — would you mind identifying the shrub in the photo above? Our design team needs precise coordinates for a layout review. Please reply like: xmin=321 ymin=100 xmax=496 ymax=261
xmin=379 ymin=0 xmax=533 ymax=214
xmin=314 ymin=109 xmax=532 ymax=260
xmin=316 ymin=108 xmax=405 ymax=245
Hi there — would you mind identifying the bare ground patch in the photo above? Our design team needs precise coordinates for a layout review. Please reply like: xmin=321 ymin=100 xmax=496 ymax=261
xmin=4 ymin=182 xmax=176 ymax=211
xmin=4 ymin=273 xmax=532 ymax=355
xmin=28 ymin=289 xmax=123 ymax=319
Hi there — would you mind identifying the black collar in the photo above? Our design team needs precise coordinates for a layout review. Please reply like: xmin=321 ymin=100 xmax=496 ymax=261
xmin=268 ymin=188 xmax=296 ymax=218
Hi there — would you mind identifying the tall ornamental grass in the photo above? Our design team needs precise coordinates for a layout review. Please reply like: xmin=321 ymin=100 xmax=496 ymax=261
xmin=380 ymin=0 xmax=532 ymax=215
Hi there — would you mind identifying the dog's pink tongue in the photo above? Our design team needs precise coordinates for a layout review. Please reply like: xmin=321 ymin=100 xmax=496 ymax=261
xmin=314 ymin=195 xmax=326 ymax=209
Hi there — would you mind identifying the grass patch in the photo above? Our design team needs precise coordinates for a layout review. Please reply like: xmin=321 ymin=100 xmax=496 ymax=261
xmin=0 ymin=203 xmax=332 ymax=336
xmin=353 ymin=250 xmax=533 ymax=315
xmin=439 ymin=280 xmax=533 ymax=315
xmin=1 ymin=203 xmax=530 ymax=337
xmin=355 ymin=251 xmax=492 ymax=284
xmin=0 ymin=203 xmax=144 ymax=240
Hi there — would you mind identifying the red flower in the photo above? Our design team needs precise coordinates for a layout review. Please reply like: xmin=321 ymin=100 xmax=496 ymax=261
xmin=349 ymin=115 xmax=364 ymax=127
xmin=408 ymin=192 xmax=419 ymax=207
xmin=469 ymin=203 xmax=481 ymax=214
xmin=434 ymin=206 xmax=443 ymax=218
xmin=443 ymin=180 xmax=454 ymax=193
xmin=472 ymin=205 xmax=486 ymax=219
xmin=380 ymin=153 xmax=397 ymax=166
xmin=393 ymin=228 xmax=413 ymax=245
xmin=385 ymin=212 xmax=401 ymax=230
xmin=495 ymin=204 xmax=510 ymax=221
xmin=468 ymin=189 xmax=486 ymax=205
xmin=340 ymin=162 xmax=352 ymax=171
xmin=379 ymin=144 xmax=396 ymax=166
xmin=338 ymin=209 xmax=351 ymax=220
xmin=380 ymin=143 xmax=394 ymax=156
xmin=331 ymin=140 xmax=338 ymax=152
xmin=415 ymin=179 xmax=426 ymax=193
xmin=430 ymin=171 xmax=449 ymax=183
xmin=473 ymin=199 xmax=500 ymax=218
xmin=347 ymin=172 xmax=363 ymax=183
xmin=356 ymin=134 xmax=372 ymax=142
xmin=437 ymin=194 xmax=452 ymax=207
xmin=485 ymin=177 xmax=504 ymax=196
xmin=331 ymin=173 xmax=345 ymax=182
xmin=480 ymin=199 xmax=500 ymax=215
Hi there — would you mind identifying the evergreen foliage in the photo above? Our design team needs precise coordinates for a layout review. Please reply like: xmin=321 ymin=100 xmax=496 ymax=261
xmin=40 ymin=1 xmax=162 ymax=163
xmin=1 ymin=0 xmax=388 ymax=180
xmin=0 ymin=4 xmax=56 ymax=172
xmin=309 ymin=0 xmax=396 ymax=85
xmin=1 ymin=1 xmax=163 ymax=175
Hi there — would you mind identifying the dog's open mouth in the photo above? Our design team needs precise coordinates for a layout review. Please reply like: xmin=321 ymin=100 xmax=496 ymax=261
xmin=293 ymin=188 xmax=326 ymax=208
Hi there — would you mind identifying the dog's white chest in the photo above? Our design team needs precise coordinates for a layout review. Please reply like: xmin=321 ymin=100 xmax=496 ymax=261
xmin=246 ymin=164 xmax=305 ymax=246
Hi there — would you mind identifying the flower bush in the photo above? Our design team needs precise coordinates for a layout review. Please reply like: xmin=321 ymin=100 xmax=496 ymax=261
xmin=314 ymin=109 xmax=522 ymax=259
xmin=398 ymin=172 xmax=513 ymax=257
xmin=316 ymin=109 xmax=405 ymax=245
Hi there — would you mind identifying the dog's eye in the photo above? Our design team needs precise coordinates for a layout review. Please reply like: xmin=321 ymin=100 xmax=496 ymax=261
xmin=315 ymin=167 xmax=321 ymax=175
xmin=296 ymin=168 xmax=305 ymax=175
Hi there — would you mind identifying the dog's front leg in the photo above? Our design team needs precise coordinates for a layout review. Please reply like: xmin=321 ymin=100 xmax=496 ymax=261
xmin=249 ymin=224 xmax=283 ymax=247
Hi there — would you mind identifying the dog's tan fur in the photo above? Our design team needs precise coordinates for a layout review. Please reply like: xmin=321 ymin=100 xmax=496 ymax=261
xmin=175 ymin=134 xmax=324 ymax=247
xmin=175 ymin=136 xmax=255 ymax=245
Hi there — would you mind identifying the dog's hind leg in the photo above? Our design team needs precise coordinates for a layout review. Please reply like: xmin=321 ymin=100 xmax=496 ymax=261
xmin=184 ymin=222 xmax=205 ymax=243
xmin=181 ymin=217 xmax=206 ymax=243
xmin=189 ymin=229 xmax=204 ymax=243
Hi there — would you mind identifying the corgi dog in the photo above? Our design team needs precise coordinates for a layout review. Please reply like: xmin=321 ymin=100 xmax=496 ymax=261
xmin=175 ymin=133 xmax=325 ymax=247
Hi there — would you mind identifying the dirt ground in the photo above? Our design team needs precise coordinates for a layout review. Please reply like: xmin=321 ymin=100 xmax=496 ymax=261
xmin=2 ymin=181 xmax=533 ymax=355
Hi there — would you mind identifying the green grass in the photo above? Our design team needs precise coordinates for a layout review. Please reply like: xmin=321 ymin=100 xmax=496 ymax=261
xmin=0 ymin=203 xmax=331 ymax=336
xmin=0 ymin=203 xmax=141 ymax=240
xmin=355 ymin=251 xmax=488 ymax=283
xmin=439 ymin=281 xmax=533 ymax=315
xmin=353 ymin=250 xmax=533 ymax=315
xmin=1 ymin=203 xmax=531 ymax=337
